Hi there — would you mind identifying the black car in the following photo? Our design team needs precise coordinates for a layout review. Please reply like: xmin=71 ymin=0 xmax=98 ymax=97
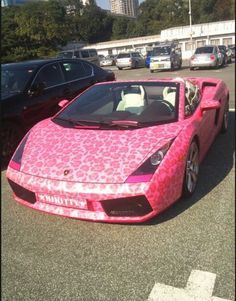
xmin=1 ymin=58 xmax=115 ymax=166
xmin=218 ymin=45 xmax=232 ymax=64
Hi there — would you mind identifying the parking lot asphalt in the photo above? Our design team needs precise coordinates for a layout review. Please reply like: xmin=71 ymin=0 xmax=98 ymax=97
xmin=1 ymin=62 xmax=235 ymax=301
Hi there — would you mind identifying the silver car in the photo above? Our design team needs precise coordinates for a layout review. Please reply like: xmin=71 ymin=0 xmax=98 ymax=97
xmin=189 ymin=45 xmax=223 ymax=70
xmin=116 ymin=52 xmax=145 ymax=70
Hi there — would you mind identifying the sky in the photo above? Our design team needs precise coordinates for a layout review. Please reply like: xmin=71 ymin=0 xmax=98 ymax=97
xmin=96 ymin=0 xmax=144 ymax=10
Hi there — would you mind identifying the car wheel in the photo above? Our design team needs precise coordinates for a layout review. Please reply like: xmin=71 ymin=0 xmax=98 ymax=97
xmin=1 ymin=121 xmax=24 ymax=167
xmin=221 ymin=102 xmax=229 ymax=133
xmin=190 ymin=67 xmax=194 ymax=71
xmin=182 ymin=140 xmax=199 ymax=197
xmin=118 ymin=67 xmax=122 ymax=70
xmin=150 ymin=70 xmax=154 ymax=73
xmin=171 ymin=63 xmax=174 ymax=71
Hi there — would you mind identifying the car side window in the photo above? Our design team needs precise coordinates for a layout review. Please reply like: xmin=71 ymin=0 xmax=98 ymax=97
xmin=33 ymin=63 xmax=64 ymax=88
xmin=61 ymin=61 xmax=91 ymax=82
xmin=74 ymin=51 xmax=81 ymax=58
xmin=89 ymin=49 xmax=97 ymax=57
xmin=184 ymin=81 xmax=200 ymax=117
xmin=81 ymin=62 xmax=93 ymax=76
xmin=80 ymin=50 xmax=89 ymax=58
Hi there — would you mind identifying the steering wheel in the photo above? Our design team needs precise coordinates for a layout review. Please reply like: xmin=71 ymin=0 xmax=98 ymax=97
xmin=161 ymin=100 xmax=175 ymax=113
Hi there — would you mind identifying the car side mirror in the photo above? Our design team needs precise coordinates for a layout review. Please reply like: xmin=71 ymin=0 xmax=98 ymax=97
xmin=28 ymin=82 xmax=46 ymax=97
xmin=58 ymin=99 xmax=69 ymax=108
xmin=200 ymin=100 xmax=221 ymax=113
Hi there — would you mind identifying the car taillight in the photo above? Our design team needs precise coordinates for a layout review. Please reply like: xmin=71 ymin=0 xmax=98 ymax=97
xmin=191 ymin=55 xmax=195 ymax=60
xmin=210 ymin=54 xmax=215 ymax=60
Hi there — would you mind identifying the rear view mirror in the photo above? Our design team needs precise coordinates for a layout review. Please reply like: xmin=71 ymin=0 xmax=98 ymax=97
xmin=58 ymin=99 xmax=69 ymax=108
xmin=28 ymin=82 xmax=46 ymax=97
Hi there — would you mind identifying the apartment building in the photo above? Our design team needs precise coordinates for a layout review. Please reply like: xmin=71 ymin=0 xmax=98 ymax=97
xmin=110 ymin=0 xmax=139 ymax=18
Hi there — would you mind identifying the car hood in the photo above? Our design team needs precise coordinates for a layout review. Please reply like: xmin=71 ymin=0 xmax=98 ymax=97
xmin=21 ymin=119 xmax=183 ymax=183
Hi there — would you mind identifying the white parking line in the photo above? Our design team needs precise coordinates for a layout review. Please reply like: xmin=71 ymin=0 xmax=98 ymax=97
xmin=147 ymin=270 xmax=232 ymax=301
xmin=229 ymin=108 xmax=235 ymax=112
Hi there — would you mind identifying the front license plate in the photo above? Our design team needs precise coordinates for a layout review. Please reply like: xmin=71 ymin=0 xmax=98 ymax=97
xmin=37 ymin=193 xmax=87 ymax=209
xmin=152 ymin=63 xmax=164 ymax=69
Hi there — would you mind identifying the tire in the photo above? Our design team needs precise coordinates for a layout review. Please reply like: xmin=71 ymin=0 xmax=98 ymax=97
xmin=118 ymin=67 xmax=122 ymax=70
xmin=1 ymin=121 xmax=25 ymax=167
xmin=190 ymin=67 xmax=194 ymax=71
xmin=182 ymin=140 xmax=199 ymax=197
xmin=171 ymin=63 xmax=174 ymax=71
xmin=221 ymin=102 xmax=229 ymax=133
xmin=150 ymin=70 xmax=154 ymax=73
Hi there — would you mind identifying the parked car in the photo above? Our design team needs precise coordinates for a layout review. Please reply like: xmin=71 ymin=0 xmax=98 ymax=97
xmin=57 ymin=48 xmax=100 ymax=66
xmin=218 ymin=45 xmax=232 ymax=64
xmin=100 ymin=55 xmax=116 ymax=67
xmin=1 ymin=58 xmax=115 ymax=166
xmin=189 ymin=45 xmax=223 ymax=70
xmin=116 ymin=52 xmax=145 ymax=70
xmin=145 ymin=50 xmax=153 ymax=68
xmin=149 ymin=42 xmax=182 ymax=72
xmin=228 ymin=44 xmax=235 ymax=58
xmin=7 ymin=77 xmax=229 ymax=223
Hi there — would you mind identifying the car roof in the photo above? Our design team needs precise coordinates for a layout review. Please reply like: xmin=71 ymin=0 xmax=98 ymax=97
xmin=2 ymin=58 xmax=89 ymax=68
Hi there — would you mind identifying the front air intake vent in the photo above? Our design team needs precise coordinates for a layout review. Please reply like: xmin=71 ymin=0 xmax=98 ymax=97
xmin=8 ymin=179 xmax=36 ymax=204
xmin=101 ymin=195 xmax=153 ymax=217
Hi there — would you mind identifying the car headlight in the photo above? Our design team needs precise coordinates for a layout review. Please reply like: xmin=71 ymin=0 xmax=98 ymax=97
xmin=8 ymin=132 xmax=30 ymax=171
xmin=125 ymin=139 xmax=174 ymax=183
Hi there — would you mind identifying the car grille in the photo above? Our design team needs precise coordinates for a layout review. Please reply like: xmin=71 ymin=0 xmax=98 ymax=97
xmin=101 ymin=195 xmax=153 ymax=217
xmin=8 ymin=179 xmax=36 ymax=204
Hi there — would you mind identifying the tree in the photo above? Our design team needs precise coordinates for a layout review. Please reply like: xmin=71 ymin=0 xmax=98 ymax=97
xmin=15 ymin=1 xmax=68 ymax=48
xmin=1 ymin=6 xmax=21 ymax=62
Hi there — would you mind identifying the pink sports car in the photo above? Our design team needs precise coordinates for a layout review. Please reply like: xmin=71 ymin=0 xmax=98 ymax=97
xmin=6 ymin=77 xmax=229 ymax=223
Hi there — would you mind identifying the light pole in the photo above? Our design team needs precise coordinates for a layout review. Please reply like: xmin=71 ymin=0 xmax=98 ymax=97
xmin=188 ymin=0 xmax=193 ymax=53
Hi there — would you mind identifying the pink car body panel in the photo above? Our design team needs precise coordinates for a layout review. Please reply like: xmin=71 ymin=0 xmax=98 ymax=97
xmin=6 ymin=77 xmax=229 ymax=223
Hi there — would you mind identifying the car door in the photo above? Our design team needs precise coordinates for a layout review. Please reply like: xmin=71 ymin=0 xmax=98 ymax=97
xmin=22 ymin=62 xmax=67 ymax=128
xmin=135 ymin=52 xmax=144 ymax=67
xmin=60 ymin=60 xmax=96 ymax=100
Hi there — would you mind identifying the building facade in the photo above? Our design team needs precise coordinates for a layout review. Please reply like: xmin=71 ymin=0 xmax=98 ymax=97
xmin=83 ymin=20 xmax=235 ymax=59
xmin=110 ymin=0 xmax=139 ymax=18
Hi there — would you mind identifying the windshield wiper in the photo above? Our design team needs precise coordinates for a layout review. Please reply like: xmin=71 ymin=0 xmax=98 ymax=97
xmin=109 ymin=120 xmax=140 ymax=127
xmin=54 ymin=117 xmax=101 ymax=128
xmin=54 ymin=117 xmax=141 ymax=129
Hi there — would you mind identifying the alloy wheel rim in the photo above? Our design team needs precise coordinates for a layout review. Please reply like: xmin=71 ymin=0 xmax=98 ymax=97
xmin=186 ymin=142 xmax=199 ymax=193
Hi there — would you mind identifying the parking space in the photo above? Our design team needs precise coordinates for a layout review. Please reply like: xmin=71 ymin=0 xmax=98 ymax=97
xmin=1 ymin=62 xmax=235 ymax=301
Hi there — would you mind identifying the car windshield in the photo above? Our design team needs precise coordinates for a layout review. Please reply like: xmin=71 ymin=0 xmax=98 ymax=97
xmin=195 ymin=47 xmax=214 ymax=54
xmin=53 ymin=81 xmax=179 ymax=129
xmin=117 ymin=53 xmax=130 ymax=59
xmin=153 ymin=46 xmax=171 ymax=56
xmin=1 ymin=65 xmax=37 ymax=94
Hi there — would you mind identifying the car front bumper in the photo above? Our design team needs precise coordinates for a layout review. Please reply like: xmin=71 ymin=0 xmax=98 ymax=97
xmin=6 ymin=167 xmax=159 ymax=223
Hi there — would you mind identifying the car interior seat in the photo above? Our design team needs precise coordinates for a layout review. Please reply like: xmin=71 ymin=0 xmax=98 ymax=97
xmin=162 ymin=86 xmax=176 ymax=107
xmin=116 ymin=85 xmax=145 ymax=114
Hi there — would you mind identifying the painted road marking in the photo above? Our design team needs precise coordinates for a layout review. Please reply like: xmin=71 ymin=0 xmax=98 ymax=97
xmin=147 ymin=270 xmax=231 ymax=301
xmin=229 ymin=108 xmax=235 ymax=112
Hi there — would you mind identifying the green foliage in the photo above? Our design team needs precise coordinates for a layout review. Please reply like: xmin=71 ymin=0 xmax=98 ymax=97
xmin=1 ymin=0 xmax=234 ymax=63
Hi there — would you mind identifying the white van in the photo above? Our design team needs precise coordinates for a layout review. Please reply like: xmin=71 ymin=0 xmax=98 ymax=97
xmin=57 ymin=48 xmax=100 ymax=66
